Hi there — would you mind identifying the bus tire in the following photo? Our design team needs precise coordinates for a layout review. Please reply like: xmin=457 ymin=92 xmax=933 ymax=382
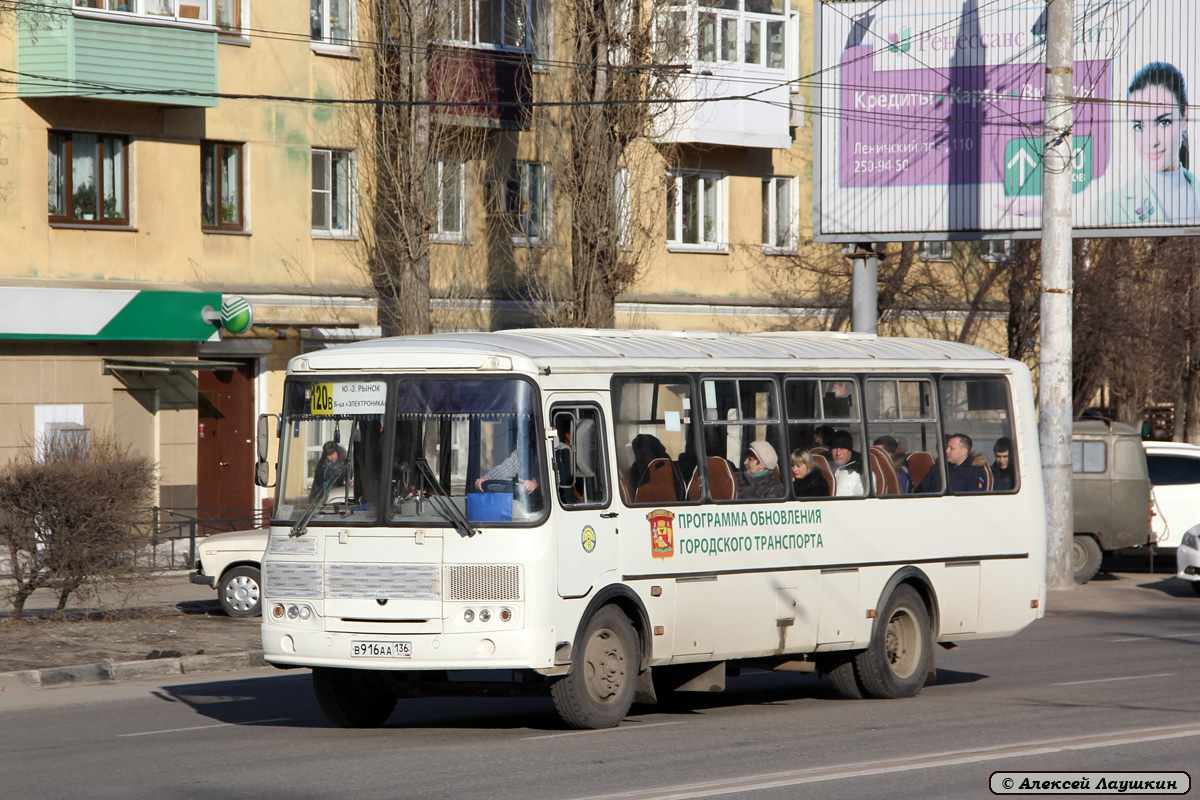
xmin=854 ymin=585 xmax=932 ymax=699
xmin=1072 ymin=535 xmax=1103 ymax=584
xmin=823 ymin=652 xmax=866 ymax=699
xmin=312 ymin=667 xmax=397 ymax=728
xmin=550 ymin=605 xmax=638 ymax=729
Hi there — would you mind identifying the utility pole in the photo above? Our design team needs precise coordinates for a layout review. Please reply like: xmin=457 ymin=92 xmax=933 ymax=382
xmin=845 ymin=243 xmax=879 ymax=334
xmin=1040 ymin=0 xmax=1074 ymax=589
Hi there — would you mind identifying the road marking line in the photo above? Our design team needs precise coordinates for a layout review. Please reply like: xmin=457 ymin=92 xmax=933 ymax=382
xmin=1108 ymin=632 xmax=1200 ymax=642
xmin=523 ymin=721 xmax=684 ymax=740
xmin=561 ymin=723 xmax=1200 ymax=800
xmin=118 ymin=718 xmax=289 ymax=737
xmin=1053 ymin=672 xmax=1174 ymax=686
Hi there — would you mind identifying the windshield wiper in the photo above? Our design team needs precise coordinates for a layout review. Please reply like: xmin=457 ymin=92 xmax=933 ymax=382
xmin=414 ymin=457 xmax=478 ymax=538
xmin=290 ymin=460 xmax=350 ymax=538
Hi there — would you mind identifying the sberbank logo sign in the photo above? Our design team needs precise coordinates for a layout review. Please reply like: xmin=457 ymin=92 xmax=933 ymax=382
xmin=887 ymin=26 xmax=912 ymax=55
xmin=202 ymin=295 xmax=255 ymax=335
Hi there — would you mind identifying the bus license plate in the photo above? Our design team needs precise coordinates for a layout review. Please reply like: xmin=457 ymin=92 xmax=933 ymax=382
xmin=351 ymin=641 xmax=412 ymax=658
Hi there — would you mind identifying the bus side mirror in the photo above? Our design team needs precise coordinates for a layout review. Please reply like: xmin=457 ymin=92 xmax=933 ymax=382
xmin=255 ymin=414 xmax=278 ymax=488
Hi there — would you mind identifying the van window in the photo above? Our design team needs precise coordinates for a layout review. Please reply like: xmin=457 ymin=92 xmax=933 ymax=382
xmin=1071 ymin=440 xmax=1106 ymax=473
xmin=551 ymin=404 xmax=610 ymax=508
xmin=864 ymin=378 xmax=938 ymax=496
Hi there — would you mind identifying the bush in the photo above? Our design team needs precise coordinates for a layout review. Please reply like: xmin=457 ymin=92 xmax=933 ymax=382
xmin=0 ymin=433 xmax=156 ymax=620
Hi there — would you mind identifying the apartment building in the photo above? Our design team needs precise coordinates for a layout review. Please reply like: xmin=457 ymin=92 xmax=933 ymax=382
xmin=0 ymin=0 xmax=814 ymax=517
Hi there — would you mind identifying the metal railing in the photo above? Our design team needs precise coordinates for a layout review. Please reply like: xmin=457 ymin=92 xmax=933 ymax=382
xmin=138 ymin=506 xmax=270 ymax=572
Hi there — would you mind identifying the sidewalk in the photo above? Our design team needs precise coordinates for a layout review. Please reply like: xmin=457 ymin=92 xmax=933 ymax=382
xmin=0 ymin=571 xmax=265 ymax=693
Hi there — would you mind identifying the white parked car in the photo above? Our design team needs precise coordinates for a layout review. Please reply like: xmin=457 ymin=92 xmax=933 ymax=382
xmin=189 ymin=528 xmax=269 ymax=617
xmin=1177 ymin=526 xmax=1200 ymax=596
xmin=1143 ymin=441 xmax=1200 ymax=550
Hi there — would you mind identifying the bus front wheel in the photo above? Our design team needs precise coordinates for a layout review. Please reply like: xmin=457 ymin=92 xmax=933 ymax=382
xmin=551 ymin=606 xmax=639 ymax=729
xmin=854 ymin=585 xmax=932 ymax=699
xmin=312 ymin=667 xmax=397 ymax=728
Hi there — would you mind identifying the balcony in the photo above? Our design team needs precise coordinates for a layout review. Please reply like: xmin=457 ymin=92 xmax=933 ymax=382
xmin=17 ymin=0 xmax=218 ymax=108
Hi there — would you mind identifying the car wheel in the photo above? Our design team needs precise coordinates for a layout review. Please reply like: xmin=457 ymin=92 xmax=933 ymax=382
xmin=1072 ymin=535 xmax=1103 ymax=584
xmin=218 ymin=566 xmax=262 ymax=617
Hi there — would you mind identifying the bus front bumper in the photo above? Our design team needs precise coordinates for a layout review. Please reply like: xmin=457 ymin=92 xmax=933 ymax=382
xmin=262 ymin=625 xmax=558 ymax=671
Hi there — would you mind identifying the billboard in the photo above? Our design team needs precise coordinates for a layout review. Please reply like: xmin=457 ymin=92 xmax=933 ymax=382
xmin=814 ymin=0 xmax=1200 ymax=240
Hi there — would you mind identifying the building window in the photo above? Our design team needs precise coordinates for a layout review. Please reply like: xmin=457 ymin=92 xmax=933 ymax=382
xmin=439 ymin=0 xmax=531 ymax=50
xmin=201 ymin=142 xmax=243 ymax=231
xmin=505 ymin=161 xmax=550 ymax=244
xmin=216 ymin=0 xmax=241 ymax=32
xmin=671 ymin=0 xmax=785 ymax=69
xmin=310 ymin=0 xmax=351 ymax=47
xmin=761 ymin=176 xmax=796 ymax=252
xmin=667 ymin=171 xmax=724 ymax=249
xmin=981 ymin=239 xmax=1015 ymax=262
xmin=48 ymin=132 xmax=129 ymax=225
xmin=919 ymin=240 xmax=952 ymax=262
xmin=431 ymin=160 xmax=465 ymax=241
xmin=312 ymin=148 xmax=355 ymax=236
xmin=74 ymin=0 xmax=214 ymax=24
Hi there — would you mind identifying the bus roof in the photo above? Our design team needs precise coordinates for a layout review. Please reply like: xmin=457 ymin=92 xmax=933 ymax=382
xmin=290 ymin=329 xmax=1012 ymax=375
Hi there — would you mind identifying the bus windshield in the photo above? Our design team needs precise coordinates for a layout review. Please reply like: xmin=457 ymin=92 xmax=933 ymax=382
xmin=274 ymin=377 xmax=545 ymax=528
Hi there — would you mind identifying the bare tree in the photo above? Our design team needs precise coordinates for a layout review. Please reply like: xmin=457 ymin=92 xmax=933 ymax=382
xmin=349 ymin=0 xmax=494 ymax=336
xmin=523 ymin=0 xmax=686 ymax=327
xmin=0 ymin=433 xmax=156 ymax=621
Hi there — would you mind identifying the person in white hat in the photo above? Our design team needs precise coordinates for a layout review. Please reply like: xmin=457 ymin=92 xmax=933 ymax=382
xmin=738 ymin=440 xmax=786 ymax=499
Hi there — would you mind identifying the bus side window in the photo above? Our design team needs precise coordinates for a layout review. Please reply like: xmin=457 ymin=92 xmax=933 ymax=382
xmin=864 ymin=378 xmax=939 ymax=496
xmin=699 ymin=377 xmax=785 ymax=502
xmin=783 ymin=377 xmax=866 ymax=498
xmin=551 ymin=404 xmax=610 ymax=508
xmin=611 ymin=376 xmax=697 ymax=505
xmin=937 ymin=375 xmax=1018 ymax=494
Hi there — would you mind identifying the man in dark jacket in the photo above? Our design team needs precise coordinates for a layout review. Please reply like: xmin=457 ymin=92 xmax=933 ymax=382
xmin=917 ymin=433 xmax=987 ymax=494
xmin=944 ymin=433 xmax=987 ymax=493
xmin=991 ymin=437 xmax=1015 ymax=491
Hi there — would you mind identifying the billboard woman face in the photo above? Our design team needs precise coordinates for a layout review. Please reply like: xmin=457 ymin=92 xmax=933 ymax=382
xmin=1130 ymin=84 xmax=1186 ymax=173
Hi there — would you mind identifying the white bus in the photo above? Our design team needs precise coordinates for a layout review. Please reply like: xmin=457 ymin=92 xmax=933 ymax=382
xmin=256 ymin=329 xmax=1047 ymax=729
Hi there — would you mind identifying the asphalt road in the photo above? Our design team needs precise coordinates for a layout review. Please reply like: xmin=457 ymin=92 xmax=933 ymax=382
xmin=2 ymin=570 xmax=1197 ymax=800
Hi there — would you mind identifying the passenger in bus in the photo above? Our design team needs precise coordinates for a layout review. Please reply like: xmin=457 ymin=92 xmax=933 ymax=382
xmin=790 ymin=448 xmax=830 ymax=498
xmin=991 ymin=437 xmax=1015 ymax=491
xmin=828 ymin=430 xmax=865 ymax=496
xmin=738 ymin=441 xmax=786 ymax=499
xmin=873 ymin=435 xmax=912 ymax=493
xmin=629 ymin=434 xmax=685 ymax=499
xmin=310 ymin=440 xmax=347 ymax=501
xmin=918 ymin=433 xmax=987 ymax=494
xmin=812 ymin=425 xmax=837 ymax=449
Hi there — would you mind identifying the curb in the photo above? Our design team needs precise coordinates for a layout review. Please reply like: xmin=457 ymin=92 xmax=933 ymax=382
xmin=0 ymin=650 xmax=267 ymax=692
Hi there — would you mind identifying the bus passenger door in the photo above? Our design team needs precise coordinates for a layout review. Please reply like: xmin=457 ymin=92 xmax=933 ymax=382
xmin=549 ymin=399 xmax=619 ymax=598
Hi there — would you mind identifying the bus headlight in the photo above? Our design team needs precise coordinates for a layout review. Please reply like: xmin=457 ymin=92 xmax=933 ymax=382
xmin=479 ymin=608 xmax=492 ymax=623
xmin=499 ymin=607 xmax=512 ymax=623
xmin=463 ymin=609 xmax=475 ymax=623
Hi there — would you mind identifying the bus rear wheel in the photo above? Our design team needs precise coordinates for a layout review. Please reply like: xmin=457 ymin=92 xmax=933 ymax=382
xmin=551 ymin=606 xmax=639 ymax=729
xmin=822 ymin=652 xmax=866 ymax=699
xmin=854 ymin=585 xmax=932 ymax=699
xmin=312 ymin=667 xmax=397 ymax=728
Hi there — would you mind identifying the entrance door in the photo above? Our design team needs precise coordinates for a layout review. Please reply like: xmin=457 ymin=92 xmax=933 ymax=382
xmin=548 ymin=396 xmax=619 ymax=598
xmin=198 ymin=361 xmax=256 ymax=535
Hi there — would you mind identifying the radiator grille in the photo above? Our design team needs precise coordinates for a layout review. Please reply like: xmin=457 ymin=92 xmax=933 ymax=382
xmin=264 ymin=562 xmax=323 ymax=599
xmin=444 ymin=565 xmax=522 ymax=602
xmin=326 ymin=563 xmax=440 ymax=600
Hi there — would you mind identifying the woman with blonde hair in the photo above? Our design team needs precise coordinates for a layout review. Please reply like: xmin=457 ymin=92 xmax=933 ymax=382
xmin=790 ymin=447 xmax=829 ymax=498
